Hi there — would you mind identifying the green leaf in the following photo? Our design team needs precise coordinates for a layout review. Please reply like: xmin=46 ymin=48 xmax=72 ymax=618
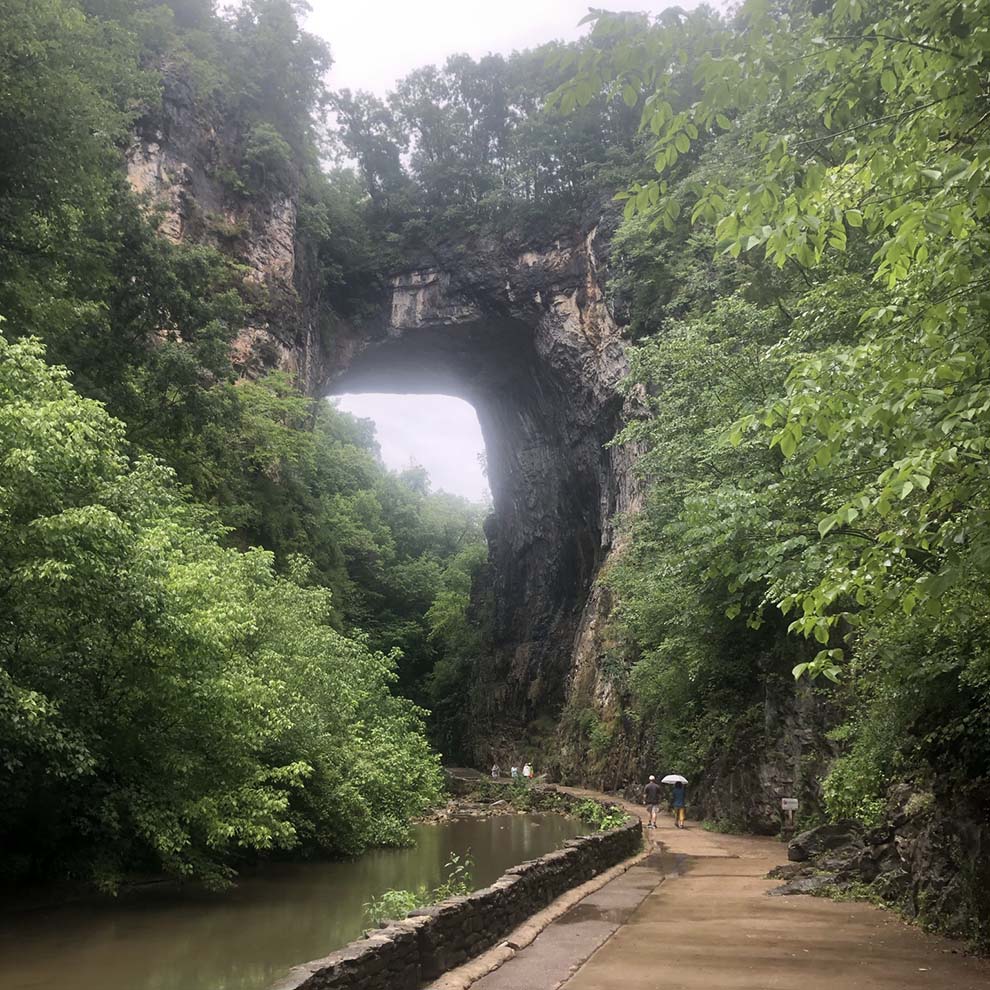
xmin=779 ymin=429 xmax=797 ymax=458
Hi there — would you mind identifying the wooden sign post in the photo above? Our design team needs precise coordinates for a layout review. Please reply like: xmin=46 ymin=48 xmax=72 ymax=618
xmin=781 ymin=797 xmax=799 ymax=837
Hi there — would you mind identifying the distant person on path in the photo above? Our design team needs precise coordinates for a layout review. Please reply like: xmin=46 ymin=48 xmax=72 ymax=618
xmin=672 ymin=780 xmax=687 ymax=828
xmin=491 ymin=763 xmax=500 ymax=779
xmin=522 ymin=762 xmax=533 ymax=779
xmin=643 ymin=775 xmax=661 ymax=829
xmin=511 ymin=766 xmax=519 ymax=778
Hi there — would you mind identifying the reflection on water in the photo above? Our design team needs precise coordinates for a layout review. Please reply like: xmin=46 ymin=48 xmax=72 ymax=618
xmin=0 ymin=813 xmax=586 ymax=990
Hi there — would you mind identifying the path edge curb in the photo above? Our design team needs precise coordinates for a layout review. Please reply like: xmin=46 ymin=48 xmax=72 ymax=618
xmin=426 ymin=842 xmax=657 ymax=990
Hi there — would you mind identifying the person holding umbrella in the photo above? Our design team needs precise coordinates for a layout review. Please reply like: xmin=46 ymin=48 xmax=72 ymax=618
xmin=661 ymin=774 xmax=688 ymax=829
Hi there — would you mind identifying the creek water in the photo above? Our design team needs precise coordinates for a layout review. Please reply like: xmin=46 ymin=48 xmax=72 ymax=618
xmin=0 ymin=813 xmax=587 ymax=990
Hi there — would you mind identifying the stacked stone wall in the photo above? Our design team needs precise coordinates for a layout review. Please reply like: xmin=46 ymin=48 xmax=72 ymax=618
xmin=271 ymin=816 xmax=642 ymax=990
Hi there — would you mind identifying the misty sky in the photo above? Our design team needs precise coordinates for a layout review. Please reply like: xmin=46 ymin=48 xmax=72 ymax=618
xmin=334 ymin=393 xmax=491 ymax=502
xmin=308 ymin=1 xmax=689 ymax=97
xmin=310 ymin=1 xmax=688 ymax=503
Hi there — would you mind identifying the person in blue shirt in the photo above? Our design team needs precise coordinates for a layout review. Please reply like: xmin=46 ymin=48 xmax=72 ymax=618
xmin=672 ymin=780 xmax=687 ymax=829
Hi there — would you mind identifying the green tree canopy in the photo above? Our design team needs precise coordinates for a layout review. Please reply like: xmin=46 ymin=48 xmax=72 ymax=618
xmin=0 ymin=331 xmax=443 ymax=887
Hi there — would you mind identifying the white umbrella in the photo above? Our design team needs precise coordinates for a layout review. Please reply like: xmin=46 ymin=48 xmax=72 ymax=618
xmin=661 ymin=774 xmax=688 ymax=784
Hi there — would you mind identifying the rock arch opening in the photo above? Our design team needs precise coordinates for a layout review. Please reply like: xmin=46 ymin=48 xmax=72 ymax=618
xmin=332 ymin=392 xmax=490 ymax=503
xmin=328 ymin=312 xmax=605 ymax=655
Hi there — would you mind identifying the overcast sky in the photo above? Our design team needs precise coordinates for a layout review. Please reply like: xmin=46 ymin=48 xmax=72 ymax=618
xmin=333 ymin=393 xmax=491 ymax=502
xmin=312 ymin=1 xmax=687 ymax=503
xmin=308 ymin=0 xmax=688 ymax=97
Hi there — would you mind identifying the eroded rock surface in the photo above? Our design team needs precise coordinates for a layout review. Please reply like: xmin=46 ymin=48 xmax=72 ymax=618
xmin=326 ymin=234 xmax=643 ymax=757
xmin=770 ymin=793 xmax=990 ymax=944
xmin=126 ymin=73 xmax=321 ymax=391
xmin=788 ymin=821 xmax=864 ymax=863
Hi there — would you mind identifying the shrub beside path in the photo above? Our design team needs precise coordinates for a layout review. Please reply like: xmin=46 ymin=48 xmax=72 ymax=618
xmin=442 ymin=786 xmax=990 ymax=990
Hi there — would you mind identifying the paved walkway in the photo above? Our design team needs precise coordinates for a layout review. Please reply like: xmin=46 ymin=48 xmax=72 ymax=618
xmin=473 ymin=792 xmax=990 ymax=990
xmin=468 ymin=849 xmax=664 ymax=990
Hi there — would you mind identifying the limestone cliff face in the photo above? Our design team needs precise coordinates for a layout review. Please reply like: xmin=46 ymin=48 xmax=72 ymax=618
xmin=696 ymin=672 xmax=840 ymax=834
xmin=327 ymin=234 xmax=644 ymax=762
xmin=126 ymin=73 xmax=326 ymax=395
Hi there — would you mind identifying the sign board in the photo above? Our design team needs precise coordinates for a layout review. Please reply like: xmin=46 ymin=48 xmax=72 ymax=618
xmin=781 ymin=798 xmax=799 ymax=811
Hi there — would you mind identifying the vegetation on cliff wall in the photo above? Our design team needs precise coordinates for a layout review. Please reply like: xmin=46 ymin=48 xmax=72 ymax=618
xmin=555 ymin=0 xmax=989 ymax=936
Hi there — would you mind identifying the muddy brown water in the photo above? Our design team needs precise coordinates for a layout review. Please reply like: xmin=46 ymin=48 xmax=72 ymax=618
xmin=0 ymin=813 xmax=587 ymax=990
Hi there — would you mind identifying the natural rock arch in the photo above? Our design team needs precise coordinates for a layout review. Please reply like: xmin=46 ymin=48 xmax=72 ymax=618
xmin=126 ymin=111 xmax=640 ymax=764
xmin=320 ymin=235 xmax=642 ymax=758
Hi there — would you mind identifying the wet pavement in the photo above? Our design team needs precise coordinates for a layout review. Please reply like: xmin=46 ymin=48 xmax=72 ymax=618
xmin=455 ymin=791 xmax=990 ymax=990
xmin=567 ymin=815 xmax=990 ymax=990
xmin=467 ymin=850 xmax=666 ymax=990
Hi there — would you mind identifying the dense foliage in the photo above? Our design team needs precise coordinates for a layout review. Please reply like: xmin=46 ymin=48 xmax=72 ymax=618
xmin=0 ymin=0 xmax=488 ymax=886
xmin=331 ymin=40 xmax=642 ymax=247
xmin=573 ymin=799 xmax=628 ymax=832
xmin=0 ymin=333 xmax=443 ymax=888
xmin=557 ymin=0 xmax=989 ymax=836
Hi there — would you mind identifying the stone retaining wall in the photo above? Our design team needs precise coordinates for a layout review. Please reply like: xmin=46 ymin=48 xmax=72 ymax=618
xmin=271 ymin=814 xmax=642 ymax=990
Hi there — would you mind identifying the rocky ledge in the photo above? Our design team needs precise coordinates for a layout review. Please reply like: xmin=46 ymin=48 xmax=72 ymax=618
xmin=768 ymin=820 xmax=901 ymax=898
xmin=420 ymin=782 xmax=598 ymax=825
xmin=766 ymin=797 xmax=990 ymax=950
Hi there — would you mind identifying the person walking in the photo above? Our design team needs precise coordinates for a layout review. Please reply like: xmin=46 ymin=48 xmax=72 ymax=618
xmin=643 ymin=775 xmax=661 ymax=829
xmin=672 ymin=780 xmax=687 ymax=828
xmin=491 ymin=762 xmax=500 ymax=779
